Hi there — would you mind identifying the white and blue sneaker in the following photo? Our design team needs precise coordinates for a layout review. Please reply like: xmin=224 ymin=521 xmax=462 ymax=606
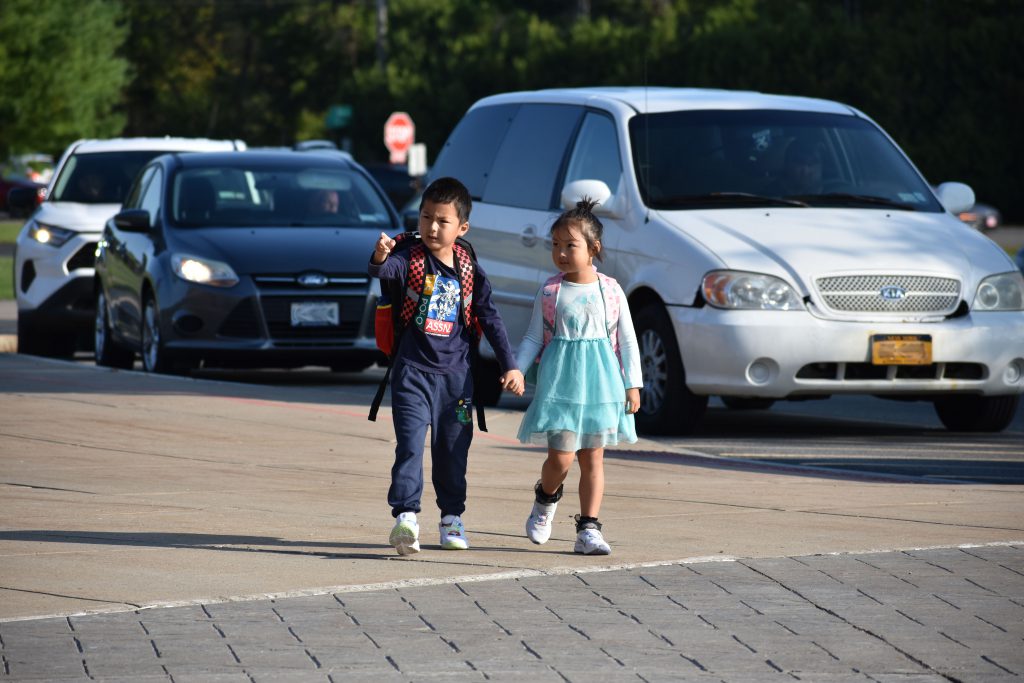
xmin=439 ymin=515 xmax=469 ymax=550
xmin=526 ymin=500 xmax=557 ymax=544
xmin=389 ymin=512 xmax=420 ymax=556
xmin=574 ymin=516 xmax=611 ymax=555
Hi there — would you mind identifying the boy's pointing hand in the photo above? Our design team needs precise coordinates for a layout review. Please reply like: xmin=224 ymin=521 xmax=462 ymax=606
xmin=373 ymin=232 xmax=396 ymax=264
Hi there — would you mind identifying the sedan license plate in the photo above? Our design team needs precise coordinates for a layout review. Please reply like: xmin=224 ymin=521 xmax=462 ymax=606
xmin=870 ymin=334 xmax=932 ymax=365
xmin=290 ymin=301 xmax=339 ymax=327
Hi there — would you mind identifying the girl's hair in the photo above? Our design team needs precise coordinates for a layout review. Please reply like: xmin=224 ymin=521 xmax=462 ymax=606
xmin=550 ymin=196 xmax=604 ymax=262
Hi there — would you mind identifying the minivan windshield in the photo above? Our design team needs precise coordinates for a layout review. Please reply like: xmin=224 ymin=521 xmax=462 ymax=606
xmin=630 ymin=110 xmax=942 ymax=212
xmin=171 ymin=165 xmax=393 ymax=228
xmin=50 ymin=151 xmax=163 ymax=204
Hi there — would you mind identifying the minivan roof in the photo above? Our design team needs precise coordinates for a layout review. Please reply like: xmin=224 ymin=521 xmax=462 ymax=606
xmin=471 ymin=87 xmax=859 ymax=117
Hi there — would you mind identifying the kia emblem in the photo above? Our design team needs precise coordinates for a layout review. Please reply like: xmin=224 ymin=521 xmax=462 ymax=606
xmin=879 ymin=285 xmax=906 ymax=301
xmin=298 ymin=272 xmax=328 ymax=287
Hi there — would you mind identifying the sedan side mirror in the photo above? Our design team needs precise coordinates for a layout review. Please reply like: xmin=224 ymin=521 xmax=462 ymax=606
xmin=113 ymin=209 xmax=152 ymax=232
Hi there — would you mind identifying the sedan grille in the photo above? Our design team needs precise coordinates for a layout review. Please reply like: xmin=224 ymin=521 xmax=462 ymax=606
xmin=814 ymin=275 xmax=960 ymax=314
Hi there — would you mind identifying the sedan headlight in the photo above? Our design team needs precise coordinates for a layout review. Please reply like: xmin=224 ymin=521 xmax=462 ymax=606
xmin=973 ymin=271 xmax=1024 ymax=311
xmin=28 ymin=221 xmax=75 ymax=248
xmin=702 ymin=270 xmax=803 ymax=310
xmin=171 ymin=253 xmax=239 ymax=287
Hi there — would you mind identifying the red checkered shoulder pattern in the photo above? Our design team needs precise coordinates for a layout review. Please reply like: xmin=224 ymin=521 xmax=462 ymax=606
xmin=398 ymin=238 xmax=475 ymax=330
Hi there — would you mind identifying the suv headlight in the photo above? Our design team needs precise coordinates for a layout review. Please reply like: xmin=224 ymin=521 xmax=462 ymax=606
xmin=702 ymin=270 xmax=803 ymax=310
xmin=973 ymin=271 xmax=1024 ymax=311
xmin=28 ymin=221 xmax=75 ymax=248
xmin=171 ymin=253 xmax=239 ymax=287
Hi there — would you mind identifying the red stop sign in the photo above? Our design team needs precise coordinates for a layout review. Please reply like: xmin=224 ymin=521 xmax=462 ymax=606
xmin=384 ymin=112 xmax=415 ymax=162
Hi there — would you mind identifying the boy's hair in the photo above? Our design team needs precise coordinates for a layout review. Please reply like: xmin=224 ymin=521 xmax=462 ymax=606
xmin=420 ymin=176 xmax=472 ymax=224
xmin=551 ymin=196 xmax=604 ymax=262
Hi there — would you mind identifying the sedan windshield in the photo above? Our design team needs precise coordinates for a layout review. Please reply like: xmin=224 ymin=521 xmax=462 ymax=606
xmin=172 ymin=165 xmax=393 ymax=228
xmin=630 ymin=110 xmax=942 ymax=212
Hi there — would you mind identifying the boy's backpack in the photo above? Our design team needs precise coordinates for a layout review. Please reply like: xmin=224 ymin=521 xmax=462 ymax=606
xmin=368 ymin=231 xmax=487 ymax=430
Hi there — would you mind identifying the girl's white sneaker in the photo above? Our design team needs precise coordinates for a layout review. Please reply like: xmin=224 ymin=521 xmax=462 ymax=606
xmin=526 ymin=500 xmax=557 ymax=544
xmin=574 ymin=527 xmax=611 ymax=555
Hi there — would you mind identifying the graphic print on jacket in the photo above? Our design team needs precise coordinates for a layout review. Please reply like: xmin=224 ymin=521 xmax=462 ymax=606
xmin=419 ymin=273 xmax=461 ymax=337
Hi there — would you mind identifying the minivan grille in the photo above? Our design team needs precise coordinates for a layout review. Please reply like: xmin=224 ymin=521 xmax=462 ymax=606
xmin=815 ymin=275 xmax=960 ymax=314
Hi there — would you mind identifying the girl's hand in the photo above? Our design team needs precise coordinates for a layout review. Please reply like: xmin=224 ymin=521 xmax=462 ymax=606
xmin=500 ymin=369 xmax=525 ymax=396
xmin=372 ymin=232 xmax=396 ymax=264
xmin=625 ymin=387 xmax=641 ymax=414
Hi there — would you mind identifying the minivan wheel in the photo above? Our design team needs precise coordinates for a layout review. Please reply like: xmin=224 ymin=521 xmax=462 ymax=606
xmin=634 ymin=303 xmax=708 ymax=435
xmin=721 ymin=397 xmax=776 ymax=410
xmin=94 ymin=289 xmax=134 ymax=369
xmin=142 ymin=295 xmax=196 ymax=375
xmin=933 ymin=394 xmax=1019 ymax=432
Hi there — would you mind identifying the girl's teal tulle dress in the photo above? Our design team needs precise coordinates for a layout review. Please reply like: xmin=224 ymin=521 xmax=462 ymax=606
xmin=517 ymin=334 xmax=637 ymax=452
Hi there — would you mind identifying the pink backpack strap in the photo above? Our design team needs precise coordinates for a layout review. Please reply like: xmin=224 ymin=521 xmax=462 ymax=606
xmin=596 ymin=272 xmax=622 ymax=358
xmin=539 ymin=272 xmax=563 ymax=352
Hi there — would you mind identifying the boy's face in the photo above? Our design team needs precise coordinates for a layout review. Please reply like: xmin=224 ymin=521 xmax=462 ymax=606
xmin=418 ymin=199 xmax=468 ymax=257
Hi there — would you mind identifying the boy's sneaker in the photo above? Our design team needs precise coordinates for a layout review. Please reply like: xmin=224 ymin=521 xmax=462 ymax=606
xmin=574 ymin=517 xmax=611 ymax=555
xmin=439 ymin=515 xmax=469 ymax=550
xmin=526 ymin=500 xmax=557 ymax=544
xmin=389 ymin=512 xmax=420 ymax=556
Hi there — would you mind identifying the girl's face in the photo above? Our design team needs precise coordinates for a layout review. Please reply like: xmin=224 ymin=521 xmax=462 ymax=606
xmin=550 ymin=223 xmax=599 ymax=276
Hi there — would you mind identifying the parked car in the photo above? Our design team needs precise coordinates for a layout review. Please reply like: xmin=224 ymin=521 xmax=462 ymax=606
xmin=957 ymin=202 xmax=1002 ymax=231
xmin=363 ymin=162 xmax=422 ymax=211
xmin=94 ymin=149 xmax=396 ymax=374
xmin=14 ymin=137 xmax=246 ymax=357
xmin=428 ymin=87 xmax=1024 ymax=433
xmin=0 ymin=176 xmax=45 ymax=217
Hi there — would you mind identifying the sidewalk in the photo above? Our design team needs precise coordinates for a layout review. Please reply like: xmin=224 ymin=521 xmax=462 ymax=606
xmin=1 ymin=354 xmax=1022 ymax=680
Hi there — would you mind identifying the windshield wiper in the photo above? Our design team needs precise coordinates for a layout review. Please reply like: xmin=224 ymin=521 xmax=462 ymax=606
xmin=657 ymin=192 xmax=809 ymax=208
xmin=799 ymin=193 xmax=916 ymax=210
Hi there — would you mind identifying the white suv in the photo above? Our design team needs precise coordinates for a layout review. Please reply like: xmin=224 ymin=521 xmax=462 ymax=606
xmin=14 ymin=137 xmax=246 ymax=357
xmin=429 ymin=87 xmax=1024 ymax=433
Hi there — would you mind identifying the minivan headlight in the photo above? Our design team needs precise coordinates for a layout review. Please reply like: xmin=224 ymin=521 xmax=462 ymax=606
xmin=702 ymin=270 xmax=803 ymax=310
xmin=171 ymin=253 xmax=239 ymax=287
xmin=28 ymin=221 xmax=75 ymax=248
xmin=972 ymin=271 xmax=1024 ymax=311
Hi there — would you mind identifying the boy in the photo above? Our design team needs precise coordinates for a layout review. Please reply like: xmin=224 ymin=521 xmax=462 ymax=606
xmin=369 ymin=176 xmax=525 ymax=555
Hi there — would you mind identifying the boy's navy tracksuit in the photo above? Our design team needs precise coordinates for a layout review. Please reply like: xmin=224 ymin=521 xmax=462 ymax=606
xmin=368 ymin=251 xmax=516 ymax=519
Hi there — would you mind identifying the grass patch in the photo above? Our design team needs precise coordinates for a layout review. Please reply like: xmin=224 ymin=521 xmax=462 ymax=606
xmin=0 ymin=219 xmax=24 ymax=243
xmin=0 ymin=255 xmax=12 ymax=300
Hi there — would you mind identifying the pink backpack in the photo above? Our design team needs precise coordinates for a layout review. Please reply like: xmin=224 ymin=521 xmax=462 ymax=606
xmin=526 ymin=270 xmax=623 ymax=382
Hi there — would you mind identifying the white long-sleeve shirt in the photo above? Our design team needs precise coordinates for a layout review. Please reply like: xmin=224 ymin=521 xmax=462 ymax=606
xmin=515 ymin=279 xmax=643 ymax=389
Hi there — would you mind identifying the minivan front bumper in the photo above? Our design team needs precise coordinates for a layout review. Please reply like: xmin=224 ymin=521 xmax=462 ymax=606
xmin=672 ymin=306 xmax=1024 ymax=398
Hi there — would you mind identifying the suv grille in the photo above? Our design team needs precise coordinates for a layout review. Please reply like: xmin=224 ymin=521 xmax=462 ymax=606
xmin=815 ymin=275 xmax=960 ymax=314
xmin=67 ymin=242 xmax=98 ymax=272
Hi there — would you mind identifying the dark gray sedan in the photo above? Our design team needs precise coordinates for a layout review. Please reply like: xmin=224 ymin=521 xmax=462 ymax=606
xmin=94 ymin=150 xmax=396 ymax=374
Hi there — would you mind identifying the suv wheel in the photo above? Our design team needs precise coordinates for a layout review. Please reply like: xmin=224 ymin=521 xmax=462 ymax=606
xmin=142 ymin=294 xmax=196 ymax=375
xmin=94 ymin=290 xmax=134 ymax=369
xmin=16 ymin=317 xmax=75 ymax=359
xmin=933 ymin=394 xmax=1019 ymax=432
xmin=634 ymin=303 xmax=707 ymax=434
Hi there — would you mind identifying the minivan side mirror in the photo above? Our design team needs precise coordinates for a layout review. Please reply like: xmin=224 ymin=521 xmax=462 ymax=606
xmin=934 ymin=182 xmax=975 ymax=215
xmin=113 ymin=209 xmax=152 ymax=232
xmin=561 ymin=179 xmax=622 ymax=217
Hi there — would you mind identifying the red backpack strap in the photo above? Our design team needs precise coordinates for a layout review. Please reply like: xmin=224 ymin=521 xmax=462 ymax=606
xmin=453 ymin=243 xmax=475 ymax=327
xmin=400 ymin=243 xmax=427 ymax=327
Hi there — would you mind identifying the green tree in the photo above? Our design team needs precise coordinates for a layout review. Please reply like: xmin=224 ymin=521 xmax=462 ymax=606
xmin=0 ymin=0 xmax=129 ymax=158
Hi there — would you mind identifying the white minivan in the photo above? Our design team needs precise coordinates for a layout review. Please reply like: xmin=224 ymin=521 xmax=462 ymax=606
xmin=427 ymin=87 xmax=1024 ymax=433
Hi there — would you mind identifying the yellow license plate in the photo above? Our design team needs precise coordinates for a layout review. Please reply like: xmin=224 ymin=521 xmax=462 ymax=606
xmin=870 ymin=334 xmax=932 ymax=365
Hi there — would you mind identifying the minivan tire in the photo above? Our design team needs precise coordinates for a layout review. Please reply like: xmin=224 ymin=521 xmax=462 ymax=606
xmin=933 ymin=394 xmax=1019 ymax=432
xmin=634 ymin=303 xmax=708 ymax=435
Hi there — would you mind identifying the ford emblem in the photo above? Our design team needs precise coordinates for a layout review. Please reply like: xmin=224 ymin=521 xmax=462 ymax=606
xmin=298 ymin=272 xmax=328 ymax=288
xmin=879 ymin=285 xmax=906 ymax=301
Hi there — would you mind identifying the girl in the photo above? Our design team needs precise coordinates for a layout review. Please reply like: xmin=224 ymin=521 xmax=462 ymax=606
xmin=515 ymin=198 xmax=642 ymax=555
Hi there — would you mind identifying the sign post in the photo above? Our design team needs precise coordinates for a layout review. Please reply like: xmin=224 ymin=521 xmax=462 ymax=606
xmin=383 ymin=111 xmax=415 ymax=165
